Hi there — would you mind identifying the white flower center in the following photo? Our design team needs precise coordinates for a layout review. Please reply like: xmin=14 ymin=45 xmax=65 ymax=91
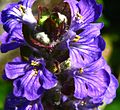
xmin=35 ymin=32 xmax=50 ymax=45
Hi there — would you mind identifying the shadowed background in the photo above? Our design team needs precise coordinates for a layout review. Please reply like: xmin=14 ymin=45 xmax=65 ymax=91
xmin=0 ymin=0 xmax=120 ymax=110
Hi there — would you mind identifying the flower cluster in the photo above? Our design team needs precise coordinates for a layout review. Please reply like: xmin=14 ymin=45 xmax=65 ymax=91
xmin=0 ymin=0 xmax=119 ymax=110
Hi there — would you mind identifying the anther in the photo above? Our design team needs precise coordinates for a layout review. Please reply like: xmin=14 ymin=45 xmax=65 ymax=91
xmin=34 ymin=68 xmax=38 ymax=75
xmin=52 ymin=61 xmax=60 ymax=73
xmin=76 ymin=13 xmax=83 ymax=19
xmin=72 ymin=35 xmax=80 ymax=42
xmin=79 ymin=68 xmax=84 ymax=74
xmin=19 ymin=5 xmax=26 ymax=15
xmin=80 ymin=100 xmax=86 ymax=106
xmin=75 ymin=12 xmax=84 ymax=23
xmin=31 ymin=60 xmax=40 ymax=66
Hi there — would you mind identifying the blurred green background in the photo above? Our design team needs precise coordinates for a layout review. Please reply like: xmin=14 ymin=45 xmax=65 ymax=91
xmin=0 ymin=0 xmax=120 ymax=110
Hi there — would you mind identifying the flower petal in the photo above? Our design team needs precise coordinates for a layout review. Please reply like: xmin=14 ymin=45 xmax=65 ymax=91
xmin=5 ymin=57 xmax=27 ymax=79
xmin=69 ymin=41 xmax=102 ymax=68
xmin=0 ymin=32 xmax=9 ymax=43
xmin=74 ymin=76 xmax=88 ymax=99
xmin=40 ymin=69 xmax=57 ymax=89
xmin=13 ymin=70 xmax=43 ymax=101
xmin=0 ymin=41 xmax=24 ymax=53
xmin=3 ymin=19 xmax=20 ymax=33
xmin=69 ymin=47 xmax=85 ymax=68
xmin=84 ymin=57 xmax=106 ymax=72
xmin=79 ymin=23 xmax=104 ymax=40
xmin=103 ymin=74 xmax=119 ymax=104
xmin=78 ymin=0 xmax=102 ymax=23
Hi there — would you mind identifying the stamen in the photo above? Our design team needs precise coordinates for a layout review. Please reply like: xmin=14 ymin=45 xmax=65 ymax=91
xmin=29 ymin=69 xmax=38 ymax=77
xmin=72 ymin=35 xmax=80 ymax=42
xmin=19 ymin=5 xmax=26 ymax=15
xmin=79 ymin=68 xmax=84 ymax=74
xmin=51 ymin=61 xmax=60 ymax=73
xmin=31 ymin=60 xmax=40 ymax=66
xmin=76 ymin=13 xmax=83 ymax=19
xmin=34 ymin=68 xmax=38 ymax=75
xmin=80 ymin=100 xmax=86 ymax=106
xmin=75 ymin=12 xmax=84 ymax=23
xmin=52 ymin=65 xmax=58 ymax=73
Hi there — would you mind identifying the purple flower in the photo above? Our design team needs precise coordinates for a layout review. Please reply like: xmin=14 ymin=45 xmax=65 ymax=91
xmin=4 ymin=93 xmax=44 ymax=110
xmin=64 ymin=0 xmax=102 ymax=31
xmin=0 ymin=0 xmax=36 ymax=33
xmin=64 ymin=56 xmax=118 ymax=105
xmin=73 ymin=98 xmax=102 ymax=110
xmin=0 ymin=0 xmax=36 ymax=52
xmin=65 ymin=23 xmax=105 ymax=68
xmin=69 ymin=57 xmax=110 ymax=100
xmin=5 ymin=57 xmax=57 ymax=100
xmin=61 ymin=95 xmax=102 ymax=110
